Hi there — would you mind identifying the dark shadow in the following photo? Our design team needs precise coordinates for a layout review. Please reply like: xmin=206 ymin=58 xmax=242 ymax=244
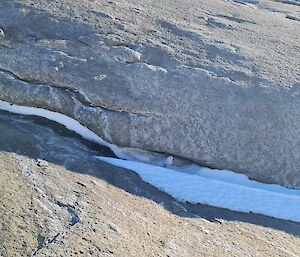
xmin=1 ymin=110 xmax=300 ymax=238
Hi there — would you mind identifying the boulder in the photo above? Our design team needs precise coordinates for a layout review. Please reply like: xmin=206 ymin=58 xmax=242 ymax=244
xmin=0 ymin=0 xmax=299 ymax=187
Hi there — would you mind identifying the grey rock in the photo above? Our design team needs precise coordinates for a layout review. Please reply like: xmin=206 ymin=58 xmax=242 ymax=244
xmin=0 ymin=0 xmax=299 ymax=187
xmin=1 ymin=113 xmax=300 ymax=256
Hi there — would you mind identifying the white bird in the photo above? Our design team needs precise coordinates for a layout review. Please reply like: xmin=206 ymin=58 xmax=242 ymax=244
xmin=164 ymin=156 xmax=174 ymax=168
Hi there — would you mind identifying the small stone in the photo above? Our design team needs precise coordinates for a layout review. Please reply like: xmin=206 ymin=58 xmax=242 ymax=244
xmin=164 ymin=156 xmax=174 ymax=167
xmin=36 ymin=159 xmax=48 ymax=168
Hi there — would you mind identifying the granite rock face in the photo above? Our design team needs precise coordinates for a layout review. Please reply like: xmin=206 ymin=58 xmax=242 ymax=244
xmin=0 ymin=0 xmax=299 ymax=187
xmin=2 ymin=112 xmax=300 ymax=256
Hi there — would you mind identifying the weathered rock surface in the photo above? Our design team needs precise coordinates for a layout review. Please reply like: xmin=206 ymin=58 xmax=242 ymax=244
xmin=0 ymin=0 xmax=299 ymax=187
xmin=1 ymin=111 xmax=300 ymax=257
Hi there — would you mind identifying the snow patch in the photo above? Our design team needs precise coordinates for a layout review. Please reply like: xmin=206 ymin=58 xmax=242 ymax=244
xmin=97 ymin=157 xmax=300 ymax=223
xmin=0 ymin=100 xmax=129 ymax=159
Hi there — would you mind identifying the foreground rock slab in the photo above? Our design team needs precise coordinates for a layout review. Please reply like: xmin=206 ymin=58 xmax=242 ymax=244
xmin=0 ymin=0 xmax=299 ymax=187
xmin=1 ymin=152 xmax=300 ymax=257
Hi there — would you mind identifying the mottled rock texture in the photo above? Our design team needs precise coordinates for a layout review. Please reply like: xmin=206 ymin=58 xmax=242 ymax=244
xmin=0 ymin=0 xmax=299 ymax=187
xmin=1 ymin=112 xmax=300 ymax=257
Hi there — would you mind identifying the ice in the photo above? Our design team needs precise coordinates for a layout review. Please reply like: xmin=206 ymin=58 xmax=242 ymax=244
xmin=0 ymin=100 xmax=126 ymax=158
xmin=97 ymin=157 xmax=300 ymax=223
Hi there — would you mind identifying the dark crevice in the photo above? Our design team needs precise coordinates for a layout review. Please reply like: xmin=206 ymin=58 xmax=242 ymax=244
xmin=273 ymin=0 xmax=300 ymax=6
xmin=31 ymin=233 xmax=60 ymax=256
xmin=55 ymin=200 xmax=80 ymax=227
xmin=0 ymin=68 xmax=162 ymax=118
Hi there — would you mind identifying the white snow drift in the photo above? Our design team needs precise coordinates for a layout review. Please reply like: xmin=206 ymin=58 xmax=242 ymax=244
xmin=97 ymin=157 xmax=300 ymax=223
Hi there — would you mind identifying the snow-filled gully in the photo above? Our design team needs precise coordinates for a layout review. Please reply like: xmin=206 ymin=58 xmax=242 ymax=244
xmin=0 ymin=100 xmax=299 ymax=223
